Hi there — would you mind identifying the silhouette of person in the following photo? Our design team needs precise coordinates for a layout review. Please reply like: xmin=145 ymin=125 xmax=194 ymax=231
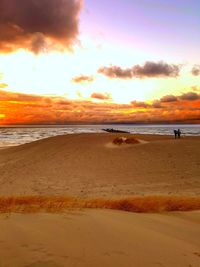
xmin=174 ymin=129 xmax=177 ymax=139
xmin=177 ymin=129 xmax=181 ymax=138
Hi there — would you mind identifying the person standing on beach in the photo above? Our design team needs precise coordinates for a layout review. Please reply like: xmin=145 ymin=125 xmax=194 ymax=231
xmin=174 ymin=130 xmax=177 ymax=139
xmin=177 ymin=129 xmax=181 ymax=138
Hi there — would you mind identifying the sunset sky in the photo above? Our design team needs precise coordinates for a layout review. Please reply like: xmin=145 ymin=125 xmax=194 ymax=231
xmin=0 ymin=0 xmax=200 ymax=124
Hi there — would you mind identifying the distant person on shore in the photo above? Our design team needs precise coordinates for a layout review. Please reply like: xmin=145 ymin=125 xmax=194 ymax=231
xmin=174 ymin=130 xmax=177 ymax=139
xmin=177 ymin=129 xmax=181 ymax=138
xmin=174 ymin=129 xmax=181 ymax=139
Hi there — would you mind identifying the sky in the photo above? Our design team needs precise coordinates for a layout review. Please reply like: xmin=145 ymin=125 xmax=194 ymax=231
xmin=0 ymin=0 xmax=200 ymax=124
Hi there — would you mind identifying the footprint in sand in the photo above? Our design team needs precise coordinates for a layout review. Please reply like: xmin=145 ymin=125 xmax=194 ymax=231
xmin=193 ymin=252 xmax=200 ymax=257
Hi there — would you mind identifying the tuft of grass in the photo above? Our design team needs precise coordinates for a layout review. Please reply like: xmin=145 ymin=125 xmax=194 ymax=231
xmin=113 ymin=137 xmax=124 ymax=145
xmin=0 ymin=196 xmax=200 ymax=214
xmin=125 ymin=137 xmax=140 ymax=144
xmin=113 ymin=137 xmax=140 ymax=145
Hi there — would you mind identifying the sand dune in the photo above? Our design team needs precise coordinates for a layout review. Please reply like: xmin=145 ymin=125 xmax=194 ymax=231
xmin=0 ymin=210 xmax=200 ymax=267
xmin=0 ymin=133 xmax=199 ymax=197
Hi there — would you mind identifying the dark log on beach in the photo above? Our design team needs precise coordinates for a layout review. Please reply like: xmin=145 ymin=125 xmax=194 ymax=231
xmin=102 ymin=128 xmax=130 ymax=134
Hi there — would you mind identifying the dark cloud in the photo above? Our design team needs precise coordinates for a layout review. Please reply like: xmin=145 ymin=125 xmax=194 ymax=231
xmin=72 ymin=75 xmax=94 ymax=83
xmin=191 ymin=65 xmax=200 ymax=76
xmin=133 ymin=61 xmax=180 ymax=78
xmin=98 ymin=61 xmax=180 ymax=79
xmin=91 ymin=92 xmax=111 ymax=100
xmin=30 ymin=32 xmax=48 ymax=54
xmin=160 ymin=95 xmax=178 ymax=102
xmin=132 ymin=91 xmax=200 ymax=111
xmin=179 ymin=92 xmax=200 ymax=101
xmin=98 ymin=66 xmax=133 ymax=79
xmin=158 ymin=92 xmax=200 ymax=104
xmin=0 ymin=0 xmax=82 ymax=53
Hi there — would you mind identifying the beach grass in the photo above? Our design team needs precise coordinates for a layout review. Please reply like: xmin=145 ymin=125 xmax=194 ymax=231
xmin=113 ymin=137 xmax=140 ymax=145
xmin=0 ymin=195 xmax=200 ymax=214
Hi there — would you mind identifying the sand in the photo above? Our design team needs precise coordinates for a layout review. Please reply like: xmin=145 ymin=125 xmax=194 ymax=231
xmin=0 ymin=133 xmax=200 ymax=266
xmin=0 ymin=210 xmax=200 ymax=267
xmin=0 ymin=133 xmax=199 ymax=197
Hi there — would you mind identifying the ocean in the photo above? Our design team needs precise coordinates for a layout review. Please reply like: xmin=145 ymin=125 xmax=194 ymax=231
xmin=0 ymin=124 xmax=200 ymax=148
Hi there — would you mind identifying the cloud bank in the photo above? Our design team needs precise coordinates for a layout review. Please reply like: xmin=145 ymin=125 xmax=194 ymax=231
xmin=0 ymin=89 xmax=200 ymax=124
xmin=0 ymin=0 xmax=82 ymax=53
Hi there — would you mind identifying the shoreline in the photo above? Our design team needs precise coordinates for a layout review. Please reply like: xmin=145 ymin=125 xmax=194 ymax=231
xmin=1 ymin=132 xmax=200 ymax=149
xmin=0 ymin=125 xmax=200 ymax=149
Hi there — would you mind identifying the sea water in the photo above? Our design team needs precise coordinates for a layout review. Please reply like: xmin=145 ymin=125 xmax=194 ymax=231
xmin=0 ymin=124 xmax=199 ymax=148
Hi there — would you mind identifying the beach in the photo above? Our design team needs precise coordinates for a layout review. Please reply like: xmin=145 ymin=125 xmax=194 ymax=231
xmin=0 ymin=133 xmax=200 ymax=266
xmin=0 ymin=133 xmax=199 ymax=197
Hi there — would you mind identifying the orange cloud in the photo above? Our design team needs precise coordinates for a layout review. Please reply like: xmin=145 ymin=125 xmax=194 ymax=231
xmin=131 ymin=101 xmax=150 ymax=109
xmin=0 ymin=90 xmax=200 ymax=125
xmin=91 ymin=92 xmax=111 ymax=101
xmin=72 ymin=75 xmax=94 ymax=83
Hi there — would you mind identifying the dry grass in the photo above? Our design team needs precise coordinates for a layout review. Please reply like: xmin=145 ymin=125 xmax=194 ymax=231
xmin=113 ymin=137 xmax=124 ymax=145
xmin=0 ymin=196 xmax=200 ymax=214
xmin=125 ymin=137 xmax=140 ymax=144
xmin=113 ymin=137 xmax=140 ymax=145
